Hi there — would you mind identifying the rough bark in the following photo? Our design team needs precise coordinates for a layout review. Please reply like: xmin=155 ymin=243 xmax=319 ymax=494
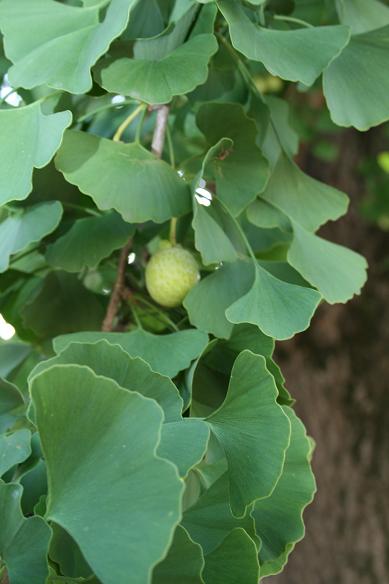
xmin=272 ymin=129 xmax=389 ymax=583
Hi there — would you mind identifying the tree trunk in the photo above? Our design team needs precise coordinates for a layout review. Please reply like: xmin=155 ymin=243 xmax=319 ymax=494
xmin=271 ymin=129 xmax=389 ymax=583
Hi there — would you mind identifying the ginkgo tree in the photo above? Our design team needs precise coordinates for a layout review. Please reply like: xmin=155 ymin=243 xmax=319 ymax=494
xmin=0 ymin=0 xmax=387 ymax=582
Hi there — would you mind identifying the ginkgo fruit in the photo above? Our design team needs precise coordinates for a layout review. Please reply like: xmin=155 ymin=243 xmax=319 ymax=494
xmin=145 ymin=244 xmax=200 ymax=308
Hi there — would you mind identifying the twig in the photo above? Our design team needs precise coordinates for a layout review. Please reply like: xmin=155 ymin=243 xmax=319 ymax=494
xmin=113 ymin=103 xmax=146 ymax=142
xmin=151 ymin=105 xmax=170 ymax=158
xmin=101 ymin=105 xmax=171 ymax=331
xmin=101 ymin=240 xmax=132 ymax=331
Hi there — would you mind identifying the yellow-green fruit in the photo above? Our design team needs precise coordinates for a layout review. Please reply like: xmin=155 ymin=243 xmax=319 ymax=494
xmin=145 ymin=246 xmax=200 ymax=308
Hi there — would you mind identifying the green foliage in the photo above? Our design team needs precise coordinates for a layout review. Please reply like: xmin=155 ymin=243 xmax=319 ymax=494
xmin=0 ymin=0 xmax=382 ymax=581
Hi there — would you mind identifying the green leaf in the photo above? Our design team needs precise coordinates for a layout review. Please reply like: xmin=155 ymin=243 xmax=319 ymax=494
xmin=260 ymin=154 xmax=349 ymax=231
xmin=0 ymin=202 xmax=63 ymax=273
xmin=203 ymin=528 xmax=260 ymax=584
xmin=184 ymin=260 xmax=255 ymax=339
xmin=98 ymin=33 xmax=218 ymax=105
xmin=22 ymin=272 xmax=105 ymax=340
xmin=0 ymin=378 xmax=25 ymax=432
xmin=218 ymin=324 xmax=274 ymax=360
xmin=196 ymin=103 xmax=269 ymax=215
xmin=49 ymin=524 xmax=93 ymax=580
xmin=217 ymin=0 xmax=350 ymax=85
xmin=46 ymin=212 xmax=134 ymax=273
xmin=0 ymin=102 xmax=71 ymax=206
xmin=288 ymin=222 xmax=368 ymax=303
xmin=0 ymin=0 xmax=137 ymax=94
xmin=193 ymin=198 xmax=239 ymax=265
xmin=55 ymin=130 xmax=191 ymax=223
xmin=159 ymin=419 xmax=210 ymax=477
xmin=336 ymin=0 xmax=389 ymax=34
xmin=0 ymin=428 xmax=31 ymax=476
xmin=323 ymin=26 xmax=389 ymax=130
xmin=0 ymin=344 xmax=30 ymax=379
xmin=30 ymin=340 xmax=183 ymax=422
xmin=226 ymin=263 xmax=321 ymax=340
xmin=53 ymin=329 xmax=209 ymax=378
xmin=0 ymin=481 xmax=51 ymax=584
xmin=31 ymin=365 xmax=183 ymax=584
xmin=252 ymin=408 xmax=316 ymax=577
xmin=152 ymin=525 xmax=205 ymax=584
xmin=206 ymin=351 xmax=290 ymax=516
xmin=247 ymin=198 xmax=291 ymax=231
xmin=183 ymin=474 xmax=258 ymax=554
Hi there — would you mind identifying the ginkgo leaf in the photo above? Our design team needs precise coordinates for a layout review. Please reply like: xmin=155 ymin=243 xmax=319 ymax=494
xmin=336 ymin=0 xmax=389 ymax=34
xmin=31 ymin=365 xmax=184 ymax=584
xmin=0 ymin=344 xmax=31 ymax=382
xmin=55 ymin=130 xmax=191 ymax=223
xmin=218 ymin=0 xmax=350 ymax=85
xmin=0 ymin=0 xmax=137 ymax=94
xmin=97 ymin=34 xmax=218 ymax=105
xmin=203 ymin=528 xmax=260 ymax=584
xmin=21 ymin=271 xmax=105 ymax=340
xmin=323 ymin=25 xmax=389 ymax=130
xmin=152 ymin=526 xmax=205 ymax=584
xmin=288 ymin=222 xmax=368 ymax=303
xmin=184 ymin=261 xmax=255 ymax=339
xmin=206 ymin=351 xmax=291 ymax=517
xmin=0 ymin=102 xmax=71 ymax=206
xmin=0 ymin=202 xmax=63 ymax=273
xmin=46 ymin=211 xmax=134 ymax=273
xmin=196 ymin=102 xmax=269 ymax=216
xmin=0 ymin=429 xmax=31 ymax=476
xmin=247 ymin=198 xmax=291 ymax=231
xmin=29 ymin=340 xmax=183 ymax=422
xmin=226 ymin=262 xmax=321 ymax=340
xmin=0 ymin=378 xmax=25 ymax=432
xmin=252 ymin=408 xmax=316 ymax=577
xmin=183 ymin=473 xmax=259 ymax=554
xmin=192 ymin=199 xmax=240 ymax=265
xmin=260 ymin=153 xmax=349 ymax=231
xmin=53 ymin=329 xmax=209 ymax=378
xmin=0 ymin=481 xmax=51 ymax=584
xmin=158 ymin=419 xmax=210 ymax=477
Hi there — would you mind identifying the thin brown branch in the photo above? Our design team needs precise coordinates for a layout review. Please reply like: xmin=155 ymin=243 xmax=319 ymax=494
xmin=151 ymin=105 xmax=170 ymax=158
xmin=101 ymin=239 xmax=132 ymax=332
xmin=0 ymin=570 xmax=9 ymax=584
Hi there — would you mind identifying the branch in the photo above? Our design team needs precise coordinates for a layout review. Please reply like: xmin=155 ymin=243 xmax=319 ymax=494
xmin=101 ymin=105 xmax=170 ymax=331
xmin=151 ymin=105 xmax=170 ymax=158
xmin=101 ymin=240 xmax=132 ymax=332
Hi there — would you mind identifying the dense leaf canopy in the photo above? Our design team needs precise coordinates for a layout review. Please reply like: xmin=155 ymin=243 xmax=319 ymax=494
xmin=0 ymin=0 xmax=381 ymax=582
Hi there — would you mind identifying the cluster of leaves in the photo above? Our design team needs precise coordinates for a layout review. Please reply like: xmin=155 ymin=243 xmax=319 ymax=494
xmin=0 ymin=0 xmax=387 ymax=582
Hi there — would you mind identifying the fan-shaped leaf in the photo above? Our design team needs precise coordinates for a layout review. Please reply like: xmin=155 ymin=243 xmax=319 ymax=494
xmin=0 ymin=102 xmax=71 ymax=206
xmin=206 ymin=351 xmax=291 ymax=516
xmin=288 ymin=222 xmax=368 ymax=303
xmin=55 ymin=130 xmax=191 ymax=223
xmin=218 ymin=0 xmax=350 ymax=85
xmin=203 ymin=528 xmax=260 ymax=584
xmin=323 ymin=26 xmax=389 ymax=130
xmin=260 ymin=153 xmax=348 ymax=231
xmin=29 ymin=340 xmax=183 ymax=422
xmin=46 ymin=211 xmax=134 ymax=272
xmin=152 ymin=526 xmax=205 ymax=584
xmin=0 ymin=202 xmax=63 ymax=273
xmin=0 ymin=0 xmax=137 ymax=94
xmin=0 ymin=481 xmax=51 ymax=584
xmin=252 ymin=408 xmax=316 ymax=577
xmin=226 ymin=263 xmax=321 ymax=340
xmin=53 ymin=329 xmax=209 ymax=378
xmin=31 ymin=365 xmax=184 ymax=584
